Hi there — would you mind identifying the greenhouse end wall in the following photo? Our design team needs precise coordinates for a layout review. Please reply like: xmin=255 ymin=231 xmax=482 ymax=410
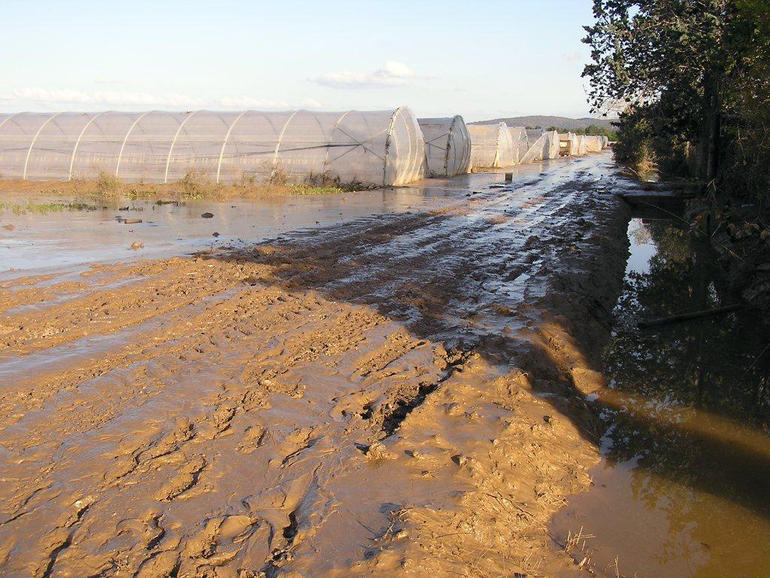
xmin=418 ymin=116 xmax=471 ymax=177
xmin=0 ymin=108 xmax=425 ymax=187
xmin=520 ymin=130 xmax=561 ymax=164
xmin=468 ymin=122 xmax=516 ymax=169
xmin=509 ymin=127 xmax=529 ymax=164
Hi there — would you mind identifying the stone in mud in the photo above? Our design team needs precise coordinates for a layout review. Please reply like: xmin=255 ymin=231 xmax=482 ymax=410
xmin=2 ymin=223 xmax=14 ymax=231
xmin=201 ymin=212 xmax=214 ymax=219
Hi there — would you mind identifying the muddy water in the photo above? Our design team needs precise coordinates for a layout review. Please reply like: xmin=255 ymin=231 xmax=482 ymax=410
xmin=0 ymin=179 xmax=480 ymax=276
xmin=0 ymin=163 xmax=585 ymax=278
xmin=552 ymin=216 xmax=770 ymax=577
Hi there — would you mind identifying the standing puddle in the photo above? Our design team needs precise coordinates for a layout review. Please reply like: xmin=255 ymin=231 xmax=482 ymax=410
xmin=0 ymin=185 xmax=466 ymax=276
xmin=552 ymin=216 xmax=770 ymax=576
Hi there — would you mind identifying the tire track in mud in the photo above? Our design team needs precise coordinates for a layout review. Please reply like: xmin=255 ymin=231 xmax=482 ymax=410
xmin=0 ymin=155 xmax=632 ymax=576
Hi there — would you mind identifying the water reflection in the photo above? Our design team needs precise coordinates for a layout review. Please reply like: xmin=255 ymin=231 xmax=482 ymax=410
xmin=553 ymin=217 xmax=770 ymax=577
xmin=0 ymin=184 xmax=470 ymax=276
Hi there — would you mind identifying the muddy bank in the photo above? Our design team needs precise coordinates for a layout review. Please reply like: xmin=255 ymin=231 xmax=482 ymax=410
xmin=0 ymin=154 xmax=631 ymax=576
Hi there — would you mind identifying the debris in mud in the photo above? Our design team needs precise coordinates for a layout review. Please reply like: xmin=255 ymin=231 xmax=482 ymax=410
xmin=2 ymin=223 xmax=14 ymax=231
xmin=212 ymin=231 xmax=220 ymax=237
xmin=201 ymin=212 xmax=214 ymax=219
xmin=121 ymin=218 xmax=142 ymax=225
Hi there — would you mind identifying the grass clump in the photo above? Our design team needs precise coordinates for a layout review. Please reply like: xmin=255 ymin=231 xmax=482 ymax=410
xmin=95 ymin=171 xmax=121 ymax=195
xmin=0 ymin=168 xmax=376 ymax=202
xmin=287 ymin=184 xmax=343 ymax=195
xmin=0 ymin=200 xmax=100 ymax=215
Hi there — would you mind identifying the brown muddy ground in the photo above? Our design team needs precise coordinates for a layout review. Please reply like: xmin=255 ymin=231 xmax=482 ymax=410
xmin=0 ymin=154 xmax=631 ymax=577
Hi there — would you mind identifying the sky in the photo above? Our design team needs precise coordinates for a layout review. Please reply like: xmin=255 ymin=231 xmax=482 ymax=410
xmin=1 ymin=0 xmax=599 ymax=121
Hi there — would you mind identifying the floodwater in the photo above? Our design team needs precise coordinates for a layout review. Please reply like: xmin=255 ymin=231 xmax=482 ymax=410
xmin=2 ymin=169 xmax=533 ymax=277
xmin=0 ymin=186 xmax=454 ymax=277
xmin=552 ymin=215 xmax=770 ymax=577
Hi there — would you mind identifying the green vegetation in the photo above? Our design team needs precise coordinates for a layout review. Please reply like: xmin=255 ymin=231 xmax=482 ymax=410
xmin=0 ymin=200 xmax=100 ymax=215
xmin=95 ymin=171 xmax=122 ymax=195
xmin=583 ymin=0 xmax=770 ymax=315
xmin=546 ymin=124 xmax=617 ymax=140
xmin=0 ymin=169 xmax=365 ymax=202
xmin=582 ymin=0 xmax=770 ymax=210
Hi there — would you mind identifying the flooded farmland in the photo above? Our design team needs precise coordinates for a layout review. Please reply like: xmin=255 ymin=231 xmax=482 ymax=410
xmin=0 ymin=182 xmax=471 ymax=276
xmin=1 ymin=152 xmax=768 ymax=576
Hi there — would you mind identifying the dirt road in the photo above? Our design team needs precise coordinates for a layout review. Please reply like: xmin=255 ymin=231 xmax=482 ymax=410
xmin=0 ymin=153 xmax=631 ymax=576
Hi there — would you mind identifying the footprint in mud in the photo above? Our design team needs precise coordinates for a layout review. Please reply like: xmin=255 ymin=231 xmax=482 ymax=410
xmin=105 ymin=418 xmax=195 ymax=486
xmin=177 ymin=514 xmax=268 ymax=575
xmin=240 ymin=388 xmax=270 ymax=412
xmin=153 ymin=454 xmax=207 ymax=502
xmin=236 ymin=424 xmax=267 ymax=454
xmin=272 ymin=427 xmax=318 ymax=468
xmin=136 ymin=550 xmax=180 ymax=578
xmin=35 ymin=494 xmax=97 ymax=577
xmin=112 ymin=510 xmax=169 ymax=565
xmin=199 ymin=403 xmax=236 ymax=440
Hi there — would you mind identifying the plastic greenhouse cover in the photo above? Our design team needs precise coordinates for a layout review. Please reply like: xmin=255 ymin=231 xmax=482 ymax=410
xmin=418 ymin=116 xmax=471 ymax=177
xmin=0 ymin=108 xmax=425 ymax=187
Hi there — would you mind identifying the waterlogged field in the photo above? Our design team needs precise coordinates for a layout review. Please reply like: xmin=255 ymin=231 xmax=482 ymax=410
xmin=3 ymin=152 xmax=765 ymax=576
xmin=0 ymin=182 xmax=470 ymax=275
xmin=0 ymin=154 xmax=631 ymax=575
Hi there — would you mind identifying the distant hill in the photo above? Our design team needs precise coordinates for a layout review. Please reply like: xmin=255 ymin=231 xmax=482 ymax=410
xmin=472 ymin=115 xmax=617 ymax=130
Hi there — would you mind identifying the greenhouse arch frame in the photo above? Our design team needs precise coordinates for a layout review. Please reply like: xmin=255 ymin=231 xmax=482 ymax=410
xmin=418 ymin=116 xmax=471 ymax=177
xmin=0 ymin=108 xmax=425 ymax=187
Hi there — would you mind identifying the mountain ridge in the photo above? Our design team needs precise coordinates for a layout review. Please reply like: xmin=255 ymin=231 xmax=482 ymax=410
xmin=471 ymin=115 xmax=617 ymax=130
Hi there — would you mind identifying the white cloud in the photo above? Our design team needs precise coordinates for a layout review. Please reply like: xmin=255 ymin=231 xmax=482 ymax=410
xmin=311 ymin=61 xmax=418 ymax=89
xmin=0 ymin=88 xmax=323 ymax=111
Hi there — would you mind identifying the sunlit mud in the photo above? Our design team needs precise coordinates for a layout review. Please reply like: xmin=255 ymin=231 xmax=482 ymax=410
xmin=0 ymin=153 xmax=634 ymax=576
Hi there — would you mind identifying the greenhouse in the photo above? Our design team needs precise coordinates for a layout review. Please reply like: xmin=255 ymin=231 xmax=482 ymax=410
xmin=509 ymin=127 xmax=529 ymax=164
xmin=467 ymin=122 xmax=516 ymax=169
xmin=0 ymin=108 xmax=426 ymax=187
xmin=572 ymin=134 xmax=588 ymax=156
xmin=418 ymin=116 xmax=471 ymax=177
xmin=520 ymin=130 xmax=561 ymax=164
xmin=583 ymin=135 xmax=606 ymax=153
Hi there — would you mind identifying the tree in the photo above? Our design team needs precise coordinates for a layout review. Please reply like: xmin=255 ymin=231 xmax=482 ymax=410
xmin=582 ymin=0 xmax=769 ymax=204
